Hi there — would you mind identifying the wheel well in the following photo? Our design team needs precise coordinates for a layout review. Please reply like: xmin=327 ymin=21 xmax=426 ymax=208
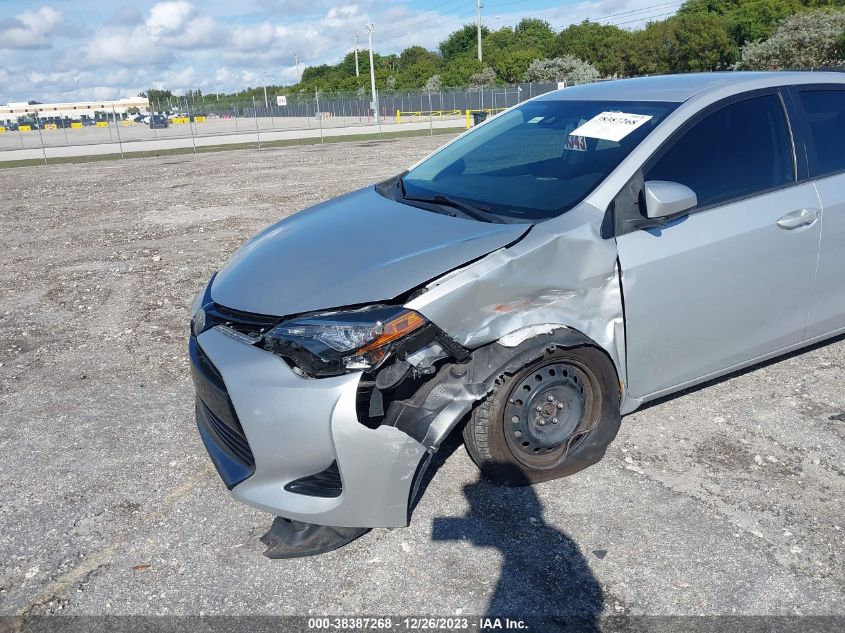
xmin=383 ymin=327 xmax=620 ymax=452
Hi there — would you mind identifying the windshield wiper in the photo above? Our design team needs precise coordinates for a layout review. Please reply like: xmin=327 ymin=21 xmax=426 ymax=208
xmin=398 ymin=180 xmax=505 ymax=224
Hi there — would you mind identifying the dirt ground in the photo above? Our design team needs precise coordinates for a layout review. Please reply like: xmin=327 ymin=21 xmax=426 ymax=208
xmin=0 ymin=137 xmax=842 ymax=621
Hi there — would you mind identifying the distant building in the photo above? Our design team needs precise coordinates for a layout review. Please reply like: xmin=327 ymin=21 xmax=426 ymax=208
xmin=1 ymin=96 xmax=150 ymax=120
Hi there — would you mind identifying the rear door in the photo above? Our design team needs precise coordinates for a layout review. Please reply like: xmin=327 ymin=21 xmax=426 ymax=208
xmin=616 ymin=90 xmax=822 ymax=399
xmin=791 ymin=86 xmax=845 ymax=339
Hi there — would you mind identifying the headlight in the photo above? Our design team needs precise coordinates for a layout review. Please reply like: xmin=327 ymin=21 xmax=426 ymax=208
xmin=263 ymin=306 xmax=428 ymax=376
xmin=190 ymin=272 xmax=216 ymax=337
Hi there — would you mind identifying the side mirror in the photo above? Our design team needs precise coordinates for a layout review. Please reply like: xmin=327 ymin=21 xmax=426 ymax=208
xmin=643 ymin=180 xmax=697 ymax=219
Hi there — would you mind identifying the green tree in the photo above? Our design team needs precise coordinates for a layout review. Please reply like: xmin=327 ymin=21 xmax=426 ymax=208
xmin=145 ymin=88 xmax=173 ymax=110
xmin=440 ymin=24 xmax=488 ymax=60
xmin=679 ymin=0 xmax=845 ymax=46
xmin=489 ymin=48 xmax=543 ymax=83
xmin=469 ymin=66 xmax=497 ymax=88
xmin=735 ymin=8 xmax=845 ymax=68
xmin=424 ymin=74 xmax=443 ymax=92
xmin=513 ymin=18 xmax=557 ymax=56
xmin=627 ymin=12 xmax=737 ymax=74
xmin=555 ymin=21 xmax=631 ymax=76
xmin=441 ymin=55 xmax=484 ymax=86
xmin=524 ymin=56 xmax=600 ymax=84
xmin=399 ymin=45 xmax=442 ymax=69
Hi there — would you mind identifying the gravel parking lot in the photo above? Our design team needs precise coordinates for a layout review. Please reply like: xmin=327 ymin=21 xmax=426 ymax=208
xmin=0 ymin=137 xmax=842 ymax=623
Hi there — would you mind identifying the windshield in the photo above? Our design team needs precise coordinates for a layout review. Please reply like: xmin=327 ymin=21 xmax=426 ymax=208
xmin=402 ymin=99 xmax=677 ymax=221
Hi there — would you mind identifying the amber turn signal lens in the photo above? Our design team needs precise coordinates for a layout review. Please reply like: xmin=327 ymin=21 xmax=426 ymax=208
xmin=357 ymin=310 xmax=426 ymax=354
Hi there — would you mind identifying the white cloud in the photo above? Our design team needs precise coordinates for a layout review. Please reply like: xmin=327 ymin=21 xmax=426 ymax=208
xmin=146 ymin=1 xmax=196 ymax=36
xmin=0 ymin=0 xmax=678 ymax=104
xmin=322 ymin=6 xmax=363 ymax=29
xmin=0 ymin=6 xmax=65 ymax=50
xmin=81 ymin=1 xmax=223 ymax=67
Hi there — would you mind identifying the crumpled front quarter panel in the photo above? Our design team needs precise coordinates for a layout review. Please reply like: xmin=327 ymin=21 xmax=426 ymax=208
xmin=406 ymin=204 xmax=627 ymax=392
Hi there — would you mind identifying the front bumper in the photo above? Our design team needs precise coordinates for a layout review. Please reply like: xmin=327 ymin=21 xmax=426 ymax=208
xmin=191 ymin=325 xmax=428 ymax=528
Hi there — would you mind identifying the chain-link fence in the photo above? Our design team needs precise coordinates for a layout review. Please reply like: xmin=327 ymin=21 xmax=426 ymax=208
xmin=0 ymin=83 xmax=561 ymax=164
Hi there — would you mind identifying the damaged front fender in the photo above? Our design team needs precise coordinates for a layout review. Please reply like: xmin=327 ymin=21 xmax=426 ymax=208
xmin=405 ymin=203 xmax=627 ymax=406
xmin=385 ymin=327 xmax=614 ymax=453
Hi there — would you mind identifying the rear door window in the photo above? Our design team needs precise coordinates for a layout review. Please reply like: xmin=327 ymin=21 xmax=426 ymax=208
xmin=646 ymin=94 xmax=795 ymax=209
xmin=796 ymin=89 xmax=845 ymax=178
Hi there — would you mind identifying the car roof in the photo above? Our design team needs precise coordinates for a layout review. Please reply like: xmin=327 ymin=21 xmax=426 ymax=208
xmin=538 ymin=71 xmax=845 ymax=103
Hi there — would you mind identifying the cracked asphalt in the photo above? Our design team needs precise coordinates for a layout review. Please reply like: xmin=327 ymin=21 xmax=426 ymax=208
xmin=0 ymin=137 xmax=842 ymax=620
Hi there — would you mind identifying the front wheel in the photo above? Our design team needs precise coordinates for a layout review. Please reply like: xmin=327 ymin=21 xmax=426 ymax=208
xmin=462 ymin=345 xmax=621 ymax=485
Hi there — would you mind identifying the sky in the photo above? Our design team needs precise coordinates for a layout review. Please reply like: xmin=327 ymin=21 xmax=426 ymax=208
xmin=0 ymin=0 xmax=680 ymax=104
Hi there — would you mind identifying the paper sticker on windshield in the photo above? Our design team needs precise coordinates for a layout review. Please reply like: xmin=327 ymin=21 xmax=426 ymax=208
xmin=565 ymin=135 xmax=587 ymax=151
xmin=527 ymin=116 xmax=544 ymax=124
xmin=569 ymin=111 xmax=653 ymax=142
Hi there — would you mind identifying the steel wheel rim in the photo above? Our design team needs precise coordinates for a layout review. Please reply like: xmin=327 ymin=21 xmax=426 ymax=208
xmin=503 ymin=360 xmax=594 ymax=469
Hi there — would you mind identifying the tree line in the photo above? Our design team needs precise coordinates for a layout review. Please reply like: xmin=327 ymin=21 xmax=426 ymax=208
xmin=149 ymin=0 xmax=845 ymax=107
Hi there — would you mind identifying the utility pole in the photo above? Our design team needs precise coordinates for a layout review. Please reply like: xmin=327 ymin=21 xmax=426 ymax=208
xmin=476 ymin=0 xmax=483 ymax=62
xmin=353 ymin=33 xmax=360 ymax=77
xmin=366 ymin=20 xmax=378 ymax=122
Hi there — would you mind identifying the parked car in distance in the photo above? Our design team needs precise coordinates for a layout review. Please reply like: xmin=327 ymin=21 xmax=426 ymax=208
xmin=189 ymin=71 xmax=845 ymax=557
xmin=149 ymin=114 xmax=168 ymax=129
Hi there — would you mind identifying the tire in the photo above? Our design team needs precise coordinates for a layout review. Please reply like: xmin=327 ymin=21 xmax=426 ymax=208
xmin=462 ymin=345 xmax=621 ymax=485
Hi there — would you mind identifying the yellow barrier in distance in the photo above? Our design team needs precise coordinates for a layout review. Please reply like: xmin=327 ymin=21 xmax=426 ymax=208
xmin=96 ymin=121 xmax=109 ymax=127
xmin=171 ymin=117 xmax=189 ymax=124
xmin=0 ymin=127 xmax=5 ymax=133
xmin=194 ymin=115 xmax=206 ymax=123
xmin=71 ymin=122 xmax=83 ymax=129
xmin=122 ymin=121 xmax=135 ymax=126
xmin=44 ymin=123 xmax=57 ymax=130
xmin=19 ymin=125 xmax=31 ymax=132
xmin=395 ymin=109 xmax=462 ymax=125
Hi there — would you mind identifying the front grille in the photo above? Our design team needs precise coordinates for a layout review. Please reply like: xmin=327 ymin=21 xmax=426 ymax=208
xmin=190 ymin=336 xmax=256 ymax=488
xmin=200 ymin=400 xmax=254 ymax=467
xmin=193 ymin=336 xmax=225 ymax=386
xmin=204 ymin=303 xmax=279 ymax=337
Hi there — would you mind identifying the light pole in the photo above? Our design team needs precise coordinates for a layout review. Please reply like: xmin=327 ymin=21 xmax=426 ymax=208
xmin=366 ymin=20 xmax=378 ymax=122
xmin=353 ymin=33 xmax=360 ymax=77
xmin=476 ymin=0 xmax=483 ymax=62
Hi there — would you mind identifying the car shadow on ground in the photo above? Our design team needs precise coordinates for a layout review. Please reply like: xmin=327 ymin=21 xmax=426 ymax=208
xmin=418 ymin=430 xmax=604 ymax=628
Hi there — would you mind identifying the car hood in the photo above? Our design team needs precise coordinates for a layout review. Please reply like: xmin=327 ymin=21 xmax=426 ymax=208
xmin=210 ymin=186 xmax=530 ymax=316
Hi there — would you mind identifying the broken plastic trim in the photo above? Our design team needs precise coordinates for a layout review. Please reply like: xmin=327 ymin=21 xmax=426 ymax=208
xmin=355 ymin=326 xmax=471 ymax=427
xmin=261 ymin=517 xmax=370 ymax=559
xmin=384 ymin=328 xmax=618 ymax=452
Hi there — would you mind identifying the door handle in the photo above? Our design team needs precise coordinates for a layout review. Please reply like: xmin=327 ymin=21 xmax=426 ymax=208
xmin=777 ymin=208 xmax=820 ymax=230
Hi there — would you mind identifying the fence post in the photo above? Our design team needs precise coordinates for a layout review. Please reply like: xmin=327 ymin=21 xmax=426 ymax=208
xmin=111 ymin=104 xmax=124 ymax=159
xmin=315 ymin=91 xmax=324 ymax=144
xmin=252 ymin=96 xmax=261 ymax=149
xmin=36 ymin=121 xmax=48 ymax=165
xmin=184 ymin=99 xmax=196 ymax=155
